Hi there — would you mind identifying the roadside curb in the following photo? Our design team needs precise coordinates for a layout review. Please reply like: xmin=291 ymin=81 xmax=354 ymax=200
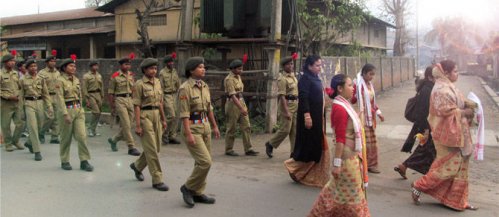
xmin=478 ymin=77 xmax=499 ymax=109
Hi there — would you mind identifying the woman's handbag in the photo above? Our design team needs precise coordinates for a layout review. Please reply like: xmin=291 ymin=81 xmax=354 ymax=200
xmin=404 ymin=95 xmax=417 ymax=122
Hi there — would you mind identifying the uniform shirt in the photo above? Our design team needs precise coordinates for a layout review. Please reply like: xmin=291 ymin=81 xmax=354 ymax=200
xmin=56 ymin=73 xmax=82 ymax=115
xmin=224 ymin=72 xmax=244 ymax=96
xmin=18 ymin=72 xmax=26 ymax=79
xmin=0 ymin=67 xmax=20 ymax=99
xmin=178 ymin=78 xmax=212 ymax=119
xmin=158 ymin=67 xmax=180 ymax=93
xmin=38 ymin=67 xmax=61 ymax=94
xmin=82 ymin=71 xmax=104 ymax=98
xmin=277 ymin=72 xmax=298 ymax=96
xmin=108 ymin=70 xmax=134 ymax=95
xmin=19 ymin=73 xmax=52 ymax=106
xmin=132 ymin=76 xmax=162 ymax=107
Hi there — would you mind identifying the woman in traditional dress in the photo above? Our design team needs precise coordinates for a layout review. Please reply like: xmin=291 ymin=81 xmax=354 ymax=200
xmin=411 ymin=60 xmax=478 ymax=211
xmin=352 ymin=64 xmax=384 ymax=173
xmin=284 ymin=55 xmax=330 ymax=187
xmin=394 ymin=66 xmax=436 ymax=178
xmin=309 ymin=74 xmax=370 ymax=217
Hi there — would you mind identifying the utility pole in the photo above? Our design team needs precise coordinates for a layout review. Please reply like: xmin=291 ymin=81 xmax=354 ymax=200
xmin=264 ymin=0 xmax=283 ymax=133
xmin=415 ymin=0 xmax=419 ymax=74
xmin=177 ymin=0 xmax=194 ymax=74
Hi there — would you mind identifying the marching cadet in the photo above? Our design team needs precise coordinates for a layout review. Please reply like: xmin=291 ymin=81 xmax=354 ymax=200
xmin=265 ymin=55 xmax=298 ymax=158
xmin=82 ymin=61 xmax=104 ymax=137
xmin=39 ymin=50 xmax=60 ymax=144
xmin=107 ymin=53 xmax=141 ymax=156
xmin=19 ymin=59 xmax=53 ymax=161
xmin=16 ymin=60 xmax=27 ymax=79
xmin=178 ymin=57 xmax=220 ymax=207
xmin=223 ymin=59 xmax=259 ymax=156
xmin=55 ymin=55 xmax=93 ymax=171
xmin=17 ymin=60 xmax=29 ymax=138
xmin=159 ymin=53 xmax=181 ymax=145
xmin=129 ymin=58 xmax=169 ymax=191
xmin=1 ymin=51 xmax=25 ymax=151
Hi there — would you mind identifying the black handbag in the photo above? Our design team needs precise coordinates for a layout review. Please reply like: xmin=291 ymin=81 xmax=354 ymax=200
xmin=404 ymin=95 xmax=417 ymax=123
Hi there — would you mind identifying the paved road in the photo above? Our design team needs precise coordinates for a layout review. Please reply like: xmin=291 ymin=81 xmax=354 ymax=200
xmin=1 ymin=75 xmax=498 ymax=217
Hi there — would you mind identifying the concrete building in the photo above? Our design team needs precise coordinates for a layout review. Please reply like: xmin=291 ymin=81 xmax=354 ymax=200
xmin=1 ymin=8 xmax=115 ymax=59
xmin=97 ymin=0 xmax=190 ymax=59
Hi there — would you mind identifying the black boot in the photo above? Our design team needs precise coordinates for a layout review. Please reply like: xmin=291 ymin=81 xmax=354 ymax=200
xmin=265 ymin=142 xmax=273 ymax=158
xmin=61 ymin=162 xmax=72 ymax=170
xmin=80 ymin=160 xmax=94 ymax=172
xmin=24 ymin=142 xmax=33 ymax=153
xmin=180 ymin=185 xmax=195 ymax=208
xmin=129 ymin=163 xmax=144 ymax=181
xmin=34 ymin=152 xmax=43 ymax=161
xmin=193 ymin=194 xmax=216 ymax=204
xmin=152 ymin=183 xmax=169 ymax=191
xmin=168 ymin=137 xmax=181 ymax=144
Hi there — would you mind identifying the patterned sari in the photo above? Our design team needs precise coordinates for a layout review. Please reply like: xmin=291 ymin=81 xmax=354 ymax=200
xmin=284 ymin=135 xmax=330 ymax=188
xmin=309 ymin=97 xmax=370 ymax=217
xmin=413 ymin=66 xmax=474 ymax=211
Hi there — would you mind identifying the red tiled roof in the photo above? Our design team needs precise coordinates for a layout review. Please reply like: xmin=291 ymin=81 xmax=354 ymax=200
xmin=0 ymin=7 xmax=113 ymax=26
xmin=2 ymin=26 xmax=115 ymax=39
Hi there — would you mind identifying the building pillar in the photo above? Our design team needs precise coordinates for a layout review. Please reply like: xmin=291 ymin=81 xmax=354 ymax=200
xmin=177 ymin=0 xmax=194 ymax=74
xmin=264 ymin=0 xmax=283 ymax=133
xmin=89 ymin=36 xmax=97 ymax=59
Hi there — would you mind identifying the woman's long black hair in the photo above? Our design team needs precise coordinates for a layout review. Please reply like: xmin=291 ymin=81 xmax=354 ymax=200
xmin=328 ymin=73 xmax=348 ymax=99
xmin=302 ymin=55 xmax=321 ymax=74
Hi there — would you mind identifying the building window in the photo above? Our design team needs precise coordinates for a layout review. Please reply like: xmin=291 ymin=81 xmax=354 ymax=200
xmin=374 ymin=30 xmax=380 ymax=38
xmin=146 ymin=15 xmax=167 ymax=26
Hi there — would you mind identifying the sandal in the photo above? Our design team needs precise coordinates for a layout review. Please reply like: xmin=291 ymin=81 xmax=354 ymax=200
xmin=465 ymin=205 xmax=479 ymax=211
xmin=394 ymin=165 xmax=407 ymax=179
xmin=411 ymin=183 xmax=421 ymax=205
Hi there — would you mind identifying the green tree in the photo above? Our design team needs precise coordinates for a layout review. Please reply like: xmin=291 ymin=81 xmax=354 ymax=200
xmin=296 ymin=0 xmax=366 ymax=55
xmin=85 ymin=0 xmax=112 ymax=7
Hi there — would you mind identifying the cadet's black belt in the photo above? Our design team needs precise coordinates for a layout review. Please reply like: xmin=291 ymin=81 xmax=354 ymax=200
xmin=115 ymin=93 xmax=132 ymax=98
xmin=49 ymin=92 xmax=57 ymax=95
xmin=285 ymin=95 xmax=298 ymax=100
xmin=88 ymin=90 xmax=101 ymax=93
xmin=25 ymin=96 xmax=42 ymax=101
xmin=164 ymin=91 xmax=176 ymax=94
xmin=65 ymin=100 xmax=81 ymax=109
xmin=141 ymin=106 xmax=160 ymax=110
xmin=189 ymin=112 xmax=208 ymax=124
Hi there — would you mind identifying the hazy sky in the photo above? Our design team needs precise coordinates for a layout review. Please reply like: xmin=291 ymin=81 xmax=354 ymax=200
xmin=1 ymin=0 xmax=498 ymax=30
xmin=0 ymin=0 xmax=86 ymax=18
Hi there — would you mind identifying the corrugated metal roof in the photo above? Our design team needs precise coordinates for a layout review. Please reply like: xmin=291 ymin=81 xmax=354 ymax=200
xmin=0 ymin=7 xmax=113 ymax=26
xmin=2 ymin=26 xmax=115 ymax=39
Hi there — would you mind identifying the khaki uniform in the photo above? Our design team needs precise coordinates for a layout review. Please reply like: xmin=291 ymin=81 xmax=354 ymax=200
xmin=108 ymin=70 xmax=136 ymax=149
xmin=179 ymin=78 xmax=213 ymax=195
xmin=19 ymin=74 xmax=52 ymax=153
xmin=269 ymin=72 xmax=298 ymax=152
xmin=39 ymin=67 xmax=60 ymax=141
xmin=132 ymin=77 xmax=164 ymax=184
xmin=82 ymin=71 xmax=104 ymax=134
xmin=0 ymin=67 xmax=24 ymax=149
xmin=55 ymin=74 xmax=91 ymax=163
xmin=224 ymin=72 xmax=254 ymax=153
xmin=159 ymin=67 xmax=181 ymax=140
